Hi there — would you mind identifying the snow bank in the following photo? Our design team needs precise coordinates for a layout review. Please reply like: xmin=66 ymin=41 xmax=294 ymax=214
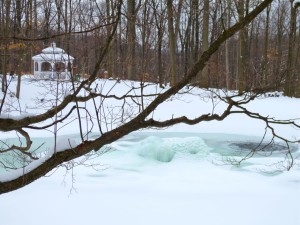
xmin=0 ymin=151 xmax=52 ymax=182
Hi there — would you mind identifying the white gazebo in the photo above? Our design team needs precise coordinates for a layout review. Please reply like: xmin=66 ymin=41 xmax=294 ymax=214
xmin=32 ymin=42 xmax=74 ymax=80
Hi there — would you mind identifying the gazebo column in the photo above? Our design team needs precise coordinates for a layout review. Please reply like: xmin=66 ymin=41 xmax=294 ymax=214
xmin=51 ymin=62 xmax=55 ymax=79
xmin=64 ymin=62 xmax=68 ymax=80
xmin=38 ymin=61 xmax=42 ymax=78
xmin=71 ymin=61 xmax=74 ymax=80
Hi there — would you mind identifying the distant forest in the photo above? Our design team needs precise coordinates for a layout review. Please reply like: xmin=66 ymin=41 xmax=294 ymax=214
xmin=0 ymin=0 xmax=300 ymax=97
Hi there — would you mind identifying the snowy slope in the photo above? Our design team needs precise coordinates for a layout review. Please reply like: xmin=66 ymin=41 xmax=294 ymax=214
xmin=0 ymin=77 xmax=299 ymax=225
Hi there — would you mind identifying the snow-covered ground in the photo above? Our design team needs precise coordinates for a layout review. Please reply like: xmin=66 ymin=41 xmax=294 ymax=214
xmin=0 ymin=77 xmax=300 ymax=225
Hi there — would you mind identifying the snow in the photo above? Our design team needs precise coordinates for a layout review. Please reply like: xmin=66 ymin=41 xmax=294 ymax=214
xmin=0 ymin=151 xmax=52 ymax=182
xmin=0 ymin=77 xmax=300 ymax=225
xmin=54 ymin=137 xmax=79 ymax=153
xmin=0 ymin=113 xmax=35 ymax=120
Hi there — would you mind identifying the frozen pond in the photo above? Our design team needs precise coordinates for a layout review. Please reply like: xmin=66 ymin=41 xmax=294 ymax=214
xmin=1 ymin=132 xmax=300 ymax=225
xmin=1 ymin=131 xmax=299 ymax=174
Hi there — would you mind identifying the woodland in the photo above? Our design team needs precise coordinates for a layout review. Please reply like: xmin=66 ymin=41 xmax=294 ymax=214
xmin=0 ymin=0 xmax=299 ymax=194
xmin=0 ymin=0 xmax=300 ymax=96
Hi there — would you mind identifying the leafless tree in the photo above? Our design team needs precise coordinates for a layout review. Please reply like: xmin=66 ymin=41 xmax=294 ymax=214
xmin=0 ymin=0 xmax=299 ymax=195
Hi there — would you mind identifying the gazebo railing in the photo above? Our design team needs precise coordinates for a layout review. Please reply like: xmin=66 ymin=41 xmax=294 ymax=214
xmin=36 ymin=71 xmax=72 ymax=80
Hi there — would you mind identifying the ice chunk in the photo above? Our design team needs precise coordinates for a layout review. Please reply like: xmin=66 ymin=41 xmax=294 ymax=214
xmin=138 ymin=136 xmax=175 ymax=162
xmin=165 ymin=137 xmax=210 ymax=156
xmin=136 ymin=135 xmax=210 ymax=162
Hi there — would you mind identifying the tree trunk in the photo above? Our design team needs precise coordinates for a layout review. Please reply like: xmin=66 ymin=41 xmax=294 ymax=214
xmin=15 ymin=0 xmax=22 ymax=99
xmin=1 ymin=0 xmax=10 ymax=93
xmin=55 ymin=0 xmax=62 ymax=46
xmin=106 ymin=0 xmax=113 ymax=77
xmin=126 ymin=0 xmax=136 ymax=80
xmin=34 ymin=0 xmax=37 ymax=35
xmin=284 ymin=1 xmax=297 ymax=97
xmin=167 ymin=0 xmax=177 ymax=86
xmin=225 ymin=0 xmax=232 ymax=90
xmin=194 ymin=0 xmax=200 ymax=63
xmin=43 ymin=1 xmax=51 ymax=45
xmin=274 ymin=3 xmax=284 ymax=87
xmin=237 ymin=0 xmax=247 ymax=93
xmin=200 ymin=0 xmax=209 ymax=88
xmin=152 ymin=0 xmax=165 ymax=87
xmin=262 ymin=4 xmax=271 ymax=87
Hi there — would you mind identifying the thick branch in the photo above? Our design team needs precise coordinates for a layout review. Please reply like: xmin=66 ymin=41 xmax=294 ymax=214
xmin=0 ymin=16 xmax=118 ymax=42
xmin=0 ymin=0 xmax=273 ymax=194
xmin=145 ymin=102 xmax=234 ymax=128
xmin=0 ymin=129 xmax=36 ymax=160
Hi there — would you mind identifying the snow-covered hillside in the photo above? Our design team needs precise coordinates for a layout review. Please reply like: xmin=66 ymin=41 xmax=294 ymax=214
xmin=0 ymin=77 xmax=299 ymax=225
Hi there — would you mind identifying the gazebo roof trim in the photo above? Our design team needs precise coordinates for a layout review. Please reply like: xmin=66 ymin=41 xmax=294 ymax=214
xmin=42 ymin=46 xmax=65 ymax=54
xmin=32 ymin=53 xmax=74 ymax=62
xmin=42 ymin=42 xmax=65 ymax=54
xmin=32 ymin=42 xmax=74 ymax=62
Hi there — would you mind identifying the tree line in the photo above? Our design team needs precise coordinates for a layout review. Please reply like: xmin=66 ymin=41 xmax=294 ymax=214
xmin=0 ymin=0 xmax=299 ymax=97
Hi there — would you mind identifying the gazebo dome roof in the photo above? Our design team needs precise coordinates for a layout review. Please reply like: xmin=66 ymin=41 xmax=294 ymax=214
xmin=42 ymin=43 xmax=65 ymax=54
xmin=32 ymin=42 xmax=74 ymax=63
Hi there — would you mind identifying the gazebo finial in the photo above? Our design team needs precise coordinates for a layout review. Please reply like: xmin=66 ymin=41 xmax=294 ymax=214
xmin=51 ymin=42 xmax=56 ymax=48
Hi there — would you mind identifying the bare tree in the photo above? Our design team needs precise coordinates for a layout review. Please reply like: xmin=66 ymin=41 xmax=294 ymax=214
xmin=262 ymin=4 xmax=271 ymax=87
xmin=126 ymin=0 xmax=140 ymax=80
xmin=0 ymin=0 xmax=299 ymax=195
xmin=284 ymin=0 xmax=298 ymax=97
xmin=106 ymin=0 xmax=114 ymax=77
xmin=1 ymin=0 xmax=10 ymax=93
xmin=166 ymin=0 xmax=177 ymax=86
xmin=151 ymin=0 xmax=166 ymax=87
xmin=200 ymin=0 xmax=209 ymax=88
xmin=225 ymin=0 xmax=232 ymax=90
xmin=236 ymin=0 xmax=248 ymax=93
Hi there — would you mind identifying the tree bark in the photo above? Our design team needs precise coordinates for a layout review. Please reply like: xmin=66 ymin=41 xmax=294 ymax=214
xmin=126 ymin=0 xmax=136 ymax=80
xmin=225 ymin=0 xmax=232 ymax=90
xmin=262 ymin=4 xmax=271 ymax=87
xmin=200 ymin=0 xmax=209 ymax=88
xmin=1 ymin=0 xmax=10 ymax=93
xmin=152 ymin=0 xmax=165 ymax=87
xmin=106 ymin=0 xmax=113 ymax=77
xmin=237 ymin=0 xmax=247 ymax=93
xmin=284 ymin=1 xmax=297 ymax=96
xmin=167 ymin=0 xmax=177 ymax=86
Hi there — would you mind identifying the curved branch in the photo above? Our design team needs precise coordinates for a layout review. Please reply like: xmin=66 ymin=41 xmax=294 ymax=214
xmin=235 ymin=105 xmax=300 ymax=144
xmin=75 ymin=92 xmax=160 ymax=102
xmin=0 ymin=0 xmax=273 ymax=194
xmin=1 ymin=19 xmax=117 ymax=42
xmin=25 ymin=106 xmax=77 ymax=130
xmin=145 ymin=102 xmax=234 ymax=128
xmin=0 ymin=129 xmax=37 ymax=160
